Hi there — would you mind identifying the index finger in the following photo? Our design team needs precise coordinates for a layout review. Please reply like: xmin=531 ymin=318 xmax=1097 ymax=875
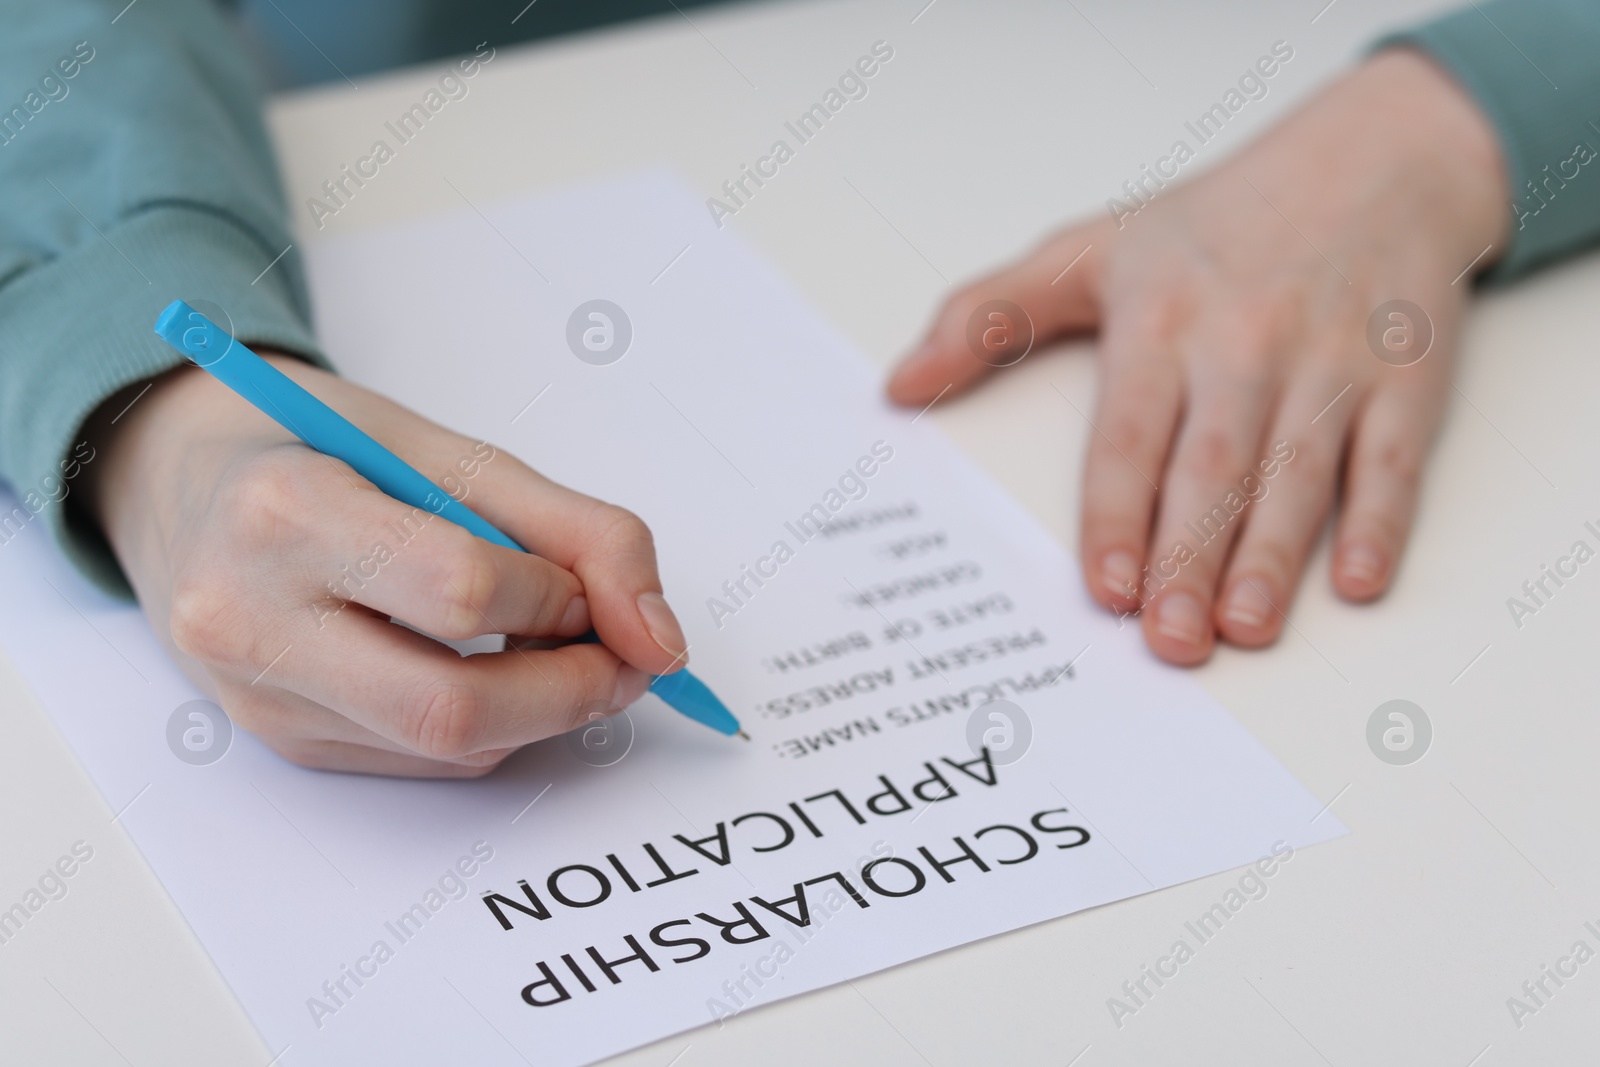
xmin=461 ymin=449 xmax=691 ymax=677
xmin=254 ymin=366 xmax=692 ymax=679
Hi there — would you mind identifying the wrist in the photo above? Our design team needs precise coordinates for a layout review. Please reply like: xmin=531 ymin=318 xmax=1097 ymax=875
xmin=1344 ymin=48 xmax=1504 ymax=265
xmin=80 ymin=349 xmax=306 ymax=556
xmin=1242 ymin=48 xmax=1510 ymax=269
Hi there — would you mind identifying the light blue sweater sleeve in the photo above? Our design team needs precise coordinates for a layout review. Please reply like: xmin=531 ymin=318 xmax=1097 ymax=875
xmin=1378 ymin=0 xmax=1600 ymax=281
xmin=0 ymin=0 xmax=327 ymax=596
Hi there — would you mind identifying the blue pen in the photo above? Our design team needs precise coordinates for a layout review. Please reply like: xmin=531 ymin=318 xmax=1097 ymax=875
xmin=154 ymin=299 xmax=745 ymax=739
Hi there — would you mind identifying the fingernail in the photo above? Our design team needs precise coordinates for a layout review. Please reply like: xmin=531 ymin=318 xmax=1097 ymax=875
xmin=636 ymin=591 xmax=689 ymax=662
xmin=1101 ymin=550 xmax=1141 ymax=601
xmin=1222 ymin=580 xmax=1273 ymax=629
xmin=557 ymin=595 xmax=589 ymax=636
xmin=1155 ymin=593 xmax=1208 ymax=646
xmin=1341 ymin=543 xmax=1386 ymax=585
xmin=611 ymin=664 xmax=650 ymax=708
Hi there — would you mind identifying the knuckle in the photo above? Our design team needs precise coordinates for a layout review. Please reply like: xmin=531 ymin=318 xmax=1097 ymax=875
xmin=1098 ymin=409 xmax=1152 ymax=462
xmin=1177 ymin=427 xmax=1247 ymax=483
xmin=1209 ymin=345 xmax=1267 ymax=382
xmin=403 ymin=678 xmax=484 ymax=760
xmin=433 ymin=544 xmax=498 ymax=639
xmin=594 ymin=504 xmax=654 ymax=553
xmin=1218 ymin=301 xmax=1279 ymax=357
xmin=1370 ymin=438 xmax=1424 ymax=488
xmin=1189 ymin=304 xmax=1285 ymax=381
xmin=1307 ymin=335 xmax=1359 ymax=374
xmin=1278 ymin=438 xmax=1335 ymax=485
xmin=168 ymin=577 xmax=249 ymax=664
xmin=221 ymin=453 xmax=310 ymax=537
xmin=1107 ymin=291 xmax=1187 ymax=352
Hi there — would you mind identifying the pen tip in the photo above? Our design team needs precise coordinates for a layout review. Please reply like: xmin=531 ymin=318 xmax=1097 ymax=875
xmin=737 ymin=730 xmax=750 ymax=741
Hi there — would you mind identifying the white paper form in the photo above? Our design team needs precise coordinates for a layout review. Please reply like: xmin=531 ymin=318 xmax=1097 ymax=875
xmin=0 ymin=172 xmax=1343 ymax=1067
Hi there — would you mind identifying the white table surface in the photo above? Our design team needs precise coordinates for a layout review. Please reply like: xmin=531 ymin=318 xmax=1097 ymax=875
xmin=5 ymin=1 xmax=1597 ymax=1063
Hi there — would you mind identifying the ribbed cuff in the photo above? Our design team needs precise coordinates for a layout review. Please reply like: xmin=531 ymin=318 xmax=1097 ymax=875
xmin=0 ymin=204 xmax=328 ymax=598
xmin=1375 ymin=0 xmax=1600 ymax=283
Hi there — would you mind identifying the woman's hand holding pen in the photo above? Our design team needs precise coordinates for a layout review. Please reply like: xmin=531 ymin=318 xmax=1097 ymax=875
xmin=83 ymin=353 xmax=693 ymax=776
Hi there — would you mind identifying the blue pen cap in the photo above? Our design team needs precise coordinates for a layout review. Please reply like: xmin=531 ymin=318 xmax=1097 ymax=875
xmin=155 ymin=300 xmax=236 ymax=367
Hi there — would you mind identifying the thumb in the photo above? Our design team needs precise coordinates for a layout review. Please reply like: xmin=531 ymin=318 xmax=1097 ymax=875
xmin=886 ymin=220 xmax=1111 ymax=406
